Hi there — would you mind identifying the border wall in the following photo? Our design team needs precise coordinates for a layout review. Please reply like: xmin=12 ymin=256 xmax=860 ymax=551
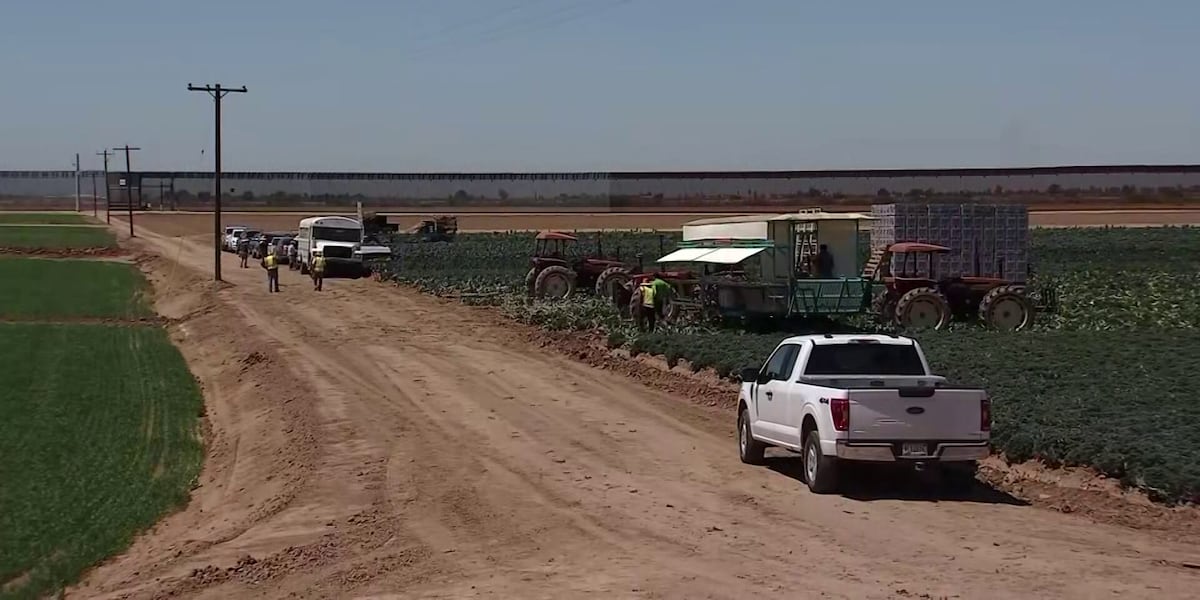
xmin=4 ymin=165 xmax=1200 ymax=211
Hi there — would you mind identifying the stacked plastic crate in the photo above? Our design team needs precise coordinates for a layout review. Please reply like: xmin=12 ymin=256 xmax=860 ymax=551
xmin=870 ymin=203 xmax=1029 ymax=281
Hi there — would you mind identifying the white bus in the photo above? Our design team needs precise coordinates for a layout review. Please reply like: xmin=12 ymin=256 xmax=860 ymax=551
xmin=295 ymin=215 xmax=392 ymax=277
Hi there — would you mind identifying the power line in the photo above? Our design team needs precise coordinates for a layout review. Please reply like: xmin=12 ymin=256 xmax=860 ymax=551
xmin=407 ymin=0 xmax=553 ymax=46
xmin=407 ymin=0 xmax=631 ymax=60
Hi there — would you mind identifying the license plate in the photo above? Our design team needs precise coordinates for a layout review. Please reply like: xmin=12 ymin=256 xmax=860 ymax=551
xmin=901 ymin=442 xmax=928 ymax=457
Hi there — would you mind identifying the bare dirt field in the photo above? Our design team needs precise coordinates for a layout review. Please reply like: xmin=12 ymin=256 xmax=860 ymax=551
xmin=126 ymin=207 xmax=1200 ymax=238
xmin=64 ymin=216 xmax=1200 ymax=600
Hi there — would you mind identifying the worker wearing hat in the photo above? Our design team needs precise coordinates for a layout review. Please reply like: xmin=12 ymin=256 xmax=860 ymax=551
xmin=311 ymin=249 xmax=327 ymax=291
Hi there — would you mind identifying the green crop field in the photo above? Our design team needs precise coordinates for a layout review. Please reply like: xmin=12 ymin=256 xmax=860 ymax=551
xmin=0 ymin=213 xmax=92 ymax=225
xmin=0 ymin=258 xmax=152 ymax=320
xmin=0 ymin=226 xmax=116 ymax=250
xmin=380 ymin=226 xmax=1200 ymax=503
xmin=0 ymin=323 xmax=203 ymax=600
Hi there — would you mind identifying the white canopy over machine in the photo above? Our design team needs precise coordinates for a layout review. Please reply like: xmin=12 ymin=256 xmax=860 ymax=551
xmin=660 ymin=210 xmax=874 ymax=278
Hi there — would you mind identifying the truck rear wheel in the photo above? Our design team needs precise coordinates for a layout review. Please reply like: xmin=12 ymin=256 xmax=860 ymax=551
xmin=738 ymin=407 xmax=767 ymax=465
xmin=803 ymin=432 xmax=840 ymax=494
xmin=300 ymin=260 xmax=309 ymax=275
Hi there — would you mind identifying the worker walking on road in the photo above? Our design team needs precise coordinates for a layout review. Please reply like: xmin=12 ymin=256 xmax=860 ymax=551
xmin=311 ymin=250 xmax=327 ymax=291
xmin=262 ymin=249 xmax=281 ymax=293
xmin=237 ymin=236 xmax=250 ymax=268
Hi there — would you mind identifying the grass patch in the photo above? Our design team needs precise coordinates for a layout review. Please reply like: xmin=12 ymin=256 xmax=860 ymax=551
xmin=0 ymin=258 xmax=151 ymax=320
xmin=0 ymin=323 xmax=203 ymax=600
xmin=0 ymin=213 xmax=92 ymax=225
xmin=0 ymin=226 xmax=115 ymax=250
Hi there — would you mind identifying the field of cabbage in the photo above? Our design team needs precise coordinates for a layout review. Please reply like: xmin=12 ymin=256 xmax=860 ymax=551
xmin=383 ymin=226 xmax=1200 ymax=503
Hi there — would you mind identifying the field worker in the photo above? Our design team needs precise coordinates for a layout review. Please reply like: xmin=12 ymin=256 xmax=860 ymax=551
xmin=287 ymin=241 xmax=299 ymax=270
xmin=815 ymin=244 xmax=835 ymax=278
xmin=637 ymin=279 xmax=657 ymax=332
xmin=237 ymin=236 xmax=250 ymax=268
xmin=262 ymin=248 xmax=281 ymax=293
xmin=311 ymin=249 xmax=327 ymax=291
xmin=651 ymin=273 xmax=673 ymax=319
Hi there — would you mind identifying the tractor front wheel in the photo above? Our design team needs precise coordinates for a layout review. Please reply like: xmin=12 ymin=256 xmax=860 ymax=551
xmin=979 ymin=285 xmax=1034 ymax=331
xmin=524 ymin=267 xmax=539 ymax=296
xmin=595 ymin=266 xmax=631 ymax=299
xmin=895 ymin=287 xmax=951 ymax=330
xmin=871 ymin=292 xmax=897 ymax=325
xmin=534 ymin=265 xmax=576 ymax=300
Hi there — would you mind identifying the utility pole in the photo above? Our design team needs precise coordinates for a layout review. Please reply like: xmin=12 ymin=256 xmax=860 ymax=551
xmin=90 ymin=172 xmax=98 ymax=217
xmin=73 ymin=153 xmax=81 ymax=212
xmin=97 ymin=150 xmax=113 ymax=224
xmin=188 ymin=82 xmax=248 ymax=282
xmin=113 ymin=145 xmax=140 ymax=237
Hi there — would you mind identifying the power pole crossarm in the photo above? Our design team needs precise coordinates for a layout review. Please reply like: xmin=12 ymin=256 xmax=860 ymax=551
xmin=188 ymin=82 xmax=248 ymax=283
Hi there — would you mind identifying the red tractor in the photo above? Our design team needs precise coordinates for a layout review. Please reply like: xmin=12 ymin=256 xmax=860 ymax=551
xmin=867 ymin=242 xmax=1036 ymax=331
xmin=525 ymin=231 xmax=636 ymax=299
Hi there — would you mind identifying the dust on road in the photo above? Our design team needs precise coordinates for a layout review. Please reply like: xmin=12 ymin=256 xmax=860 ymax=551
xmin=71 ymin=221 xmax=1200 ymax=599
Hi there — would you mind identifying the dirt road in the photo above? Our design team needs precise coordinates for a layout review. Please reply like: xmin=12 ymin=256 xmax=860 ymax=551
xmin=72 ymin=221 xmax=1200 ymax=599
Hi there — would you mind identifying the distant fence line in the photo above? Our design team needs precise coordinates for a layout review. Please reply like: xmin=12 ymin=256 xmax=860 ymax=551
xmin=4 ymin=165 xmax=1200 ymax=209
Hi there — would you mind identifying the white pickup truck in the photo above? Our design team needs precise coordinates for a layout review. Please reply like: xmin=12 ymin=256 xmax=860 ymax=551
xmin=737 ymin=334 xmax=990 ymax=494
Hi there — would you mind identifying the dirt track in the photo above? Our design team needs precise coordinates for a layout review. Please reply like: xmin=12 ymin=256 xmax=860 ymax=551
xmin=129 ymin=208 xmax=1200 ymax=237
xmin=69 ymin=216 xmax=1200 ymax=599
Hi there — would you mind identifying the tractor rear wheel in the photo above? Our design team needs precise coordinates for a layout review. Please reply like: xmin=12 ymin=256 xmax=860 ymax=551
xmin=979 ymin=285 xmax=1034 ymax=331
xmin=595 ymin=266 xmax=631 ymax=299
xmin=895 ymin=287 xmax=951 ymax=330
xmin=534 ymin=265 xmax=576 ymax=300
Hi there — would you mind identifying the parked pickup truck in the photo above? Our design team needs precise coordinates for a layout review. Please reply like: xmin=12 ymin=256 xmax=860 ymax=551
xmin=737 ymin=334 xmax=990 ymax=494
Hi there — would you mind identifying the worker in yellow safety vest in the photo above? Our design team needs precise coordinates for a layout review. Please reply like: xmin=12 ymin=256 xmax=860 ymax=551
xmin=311 ymin=250 xmax=327 ymax=292
xmin=637 ymin=280 xmax=657 ymax=332
xmin=261 ymin=250 xmax=280 ymax=293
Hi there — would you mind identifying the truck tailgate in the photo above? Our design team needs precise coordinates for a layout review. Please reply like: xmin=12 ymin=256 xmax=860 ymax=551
xmin=846 ymin=388 xmax=986 ymax=441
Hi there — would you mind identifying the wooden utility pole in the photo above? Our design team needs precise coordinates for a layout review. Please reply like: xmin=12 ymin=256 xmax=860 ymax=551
xmin=73 ymin=153 xmax=81 ymax=212
xmin=113 ymin=145 xmax=140 ymax=237
xmin=188 ymin=82 xmax=248 ymax=282
xmin=97 ymin=150 xmax=113 ymax=224
xmin=90 ymin=172 xmax=98 ymax=217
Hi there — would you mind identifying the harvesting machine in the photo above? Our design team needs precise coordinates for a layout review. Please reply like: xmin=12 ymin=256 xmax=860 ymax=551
xmin=647 ymin=210 xmax=876 ymax=325
xmin=406 ymin=216 xmax=458 ymax=242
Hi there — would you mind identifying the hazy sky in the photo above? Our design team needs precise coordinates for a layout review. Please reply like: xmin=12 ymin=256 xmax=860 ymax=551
xmin=1 ymin=0 xmax=1198 ymax=171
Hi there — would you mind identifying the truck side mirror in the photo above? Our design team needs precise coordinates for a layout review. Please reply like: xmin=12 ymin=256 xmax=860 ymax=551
xmin=739 ymin=367 xmax=761 ymax=383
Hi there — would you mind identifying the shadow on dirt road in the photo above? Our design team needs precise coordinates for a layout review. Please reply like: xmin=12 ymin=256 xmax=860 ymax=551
xmin=763 ymin=456 xmax=1029 ymax=506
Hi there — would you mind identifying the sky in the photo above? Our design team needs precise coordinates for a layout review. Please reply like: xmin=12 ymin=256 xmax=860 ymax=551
xmin=1 ymin=0 xmax=1198 ymax=172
